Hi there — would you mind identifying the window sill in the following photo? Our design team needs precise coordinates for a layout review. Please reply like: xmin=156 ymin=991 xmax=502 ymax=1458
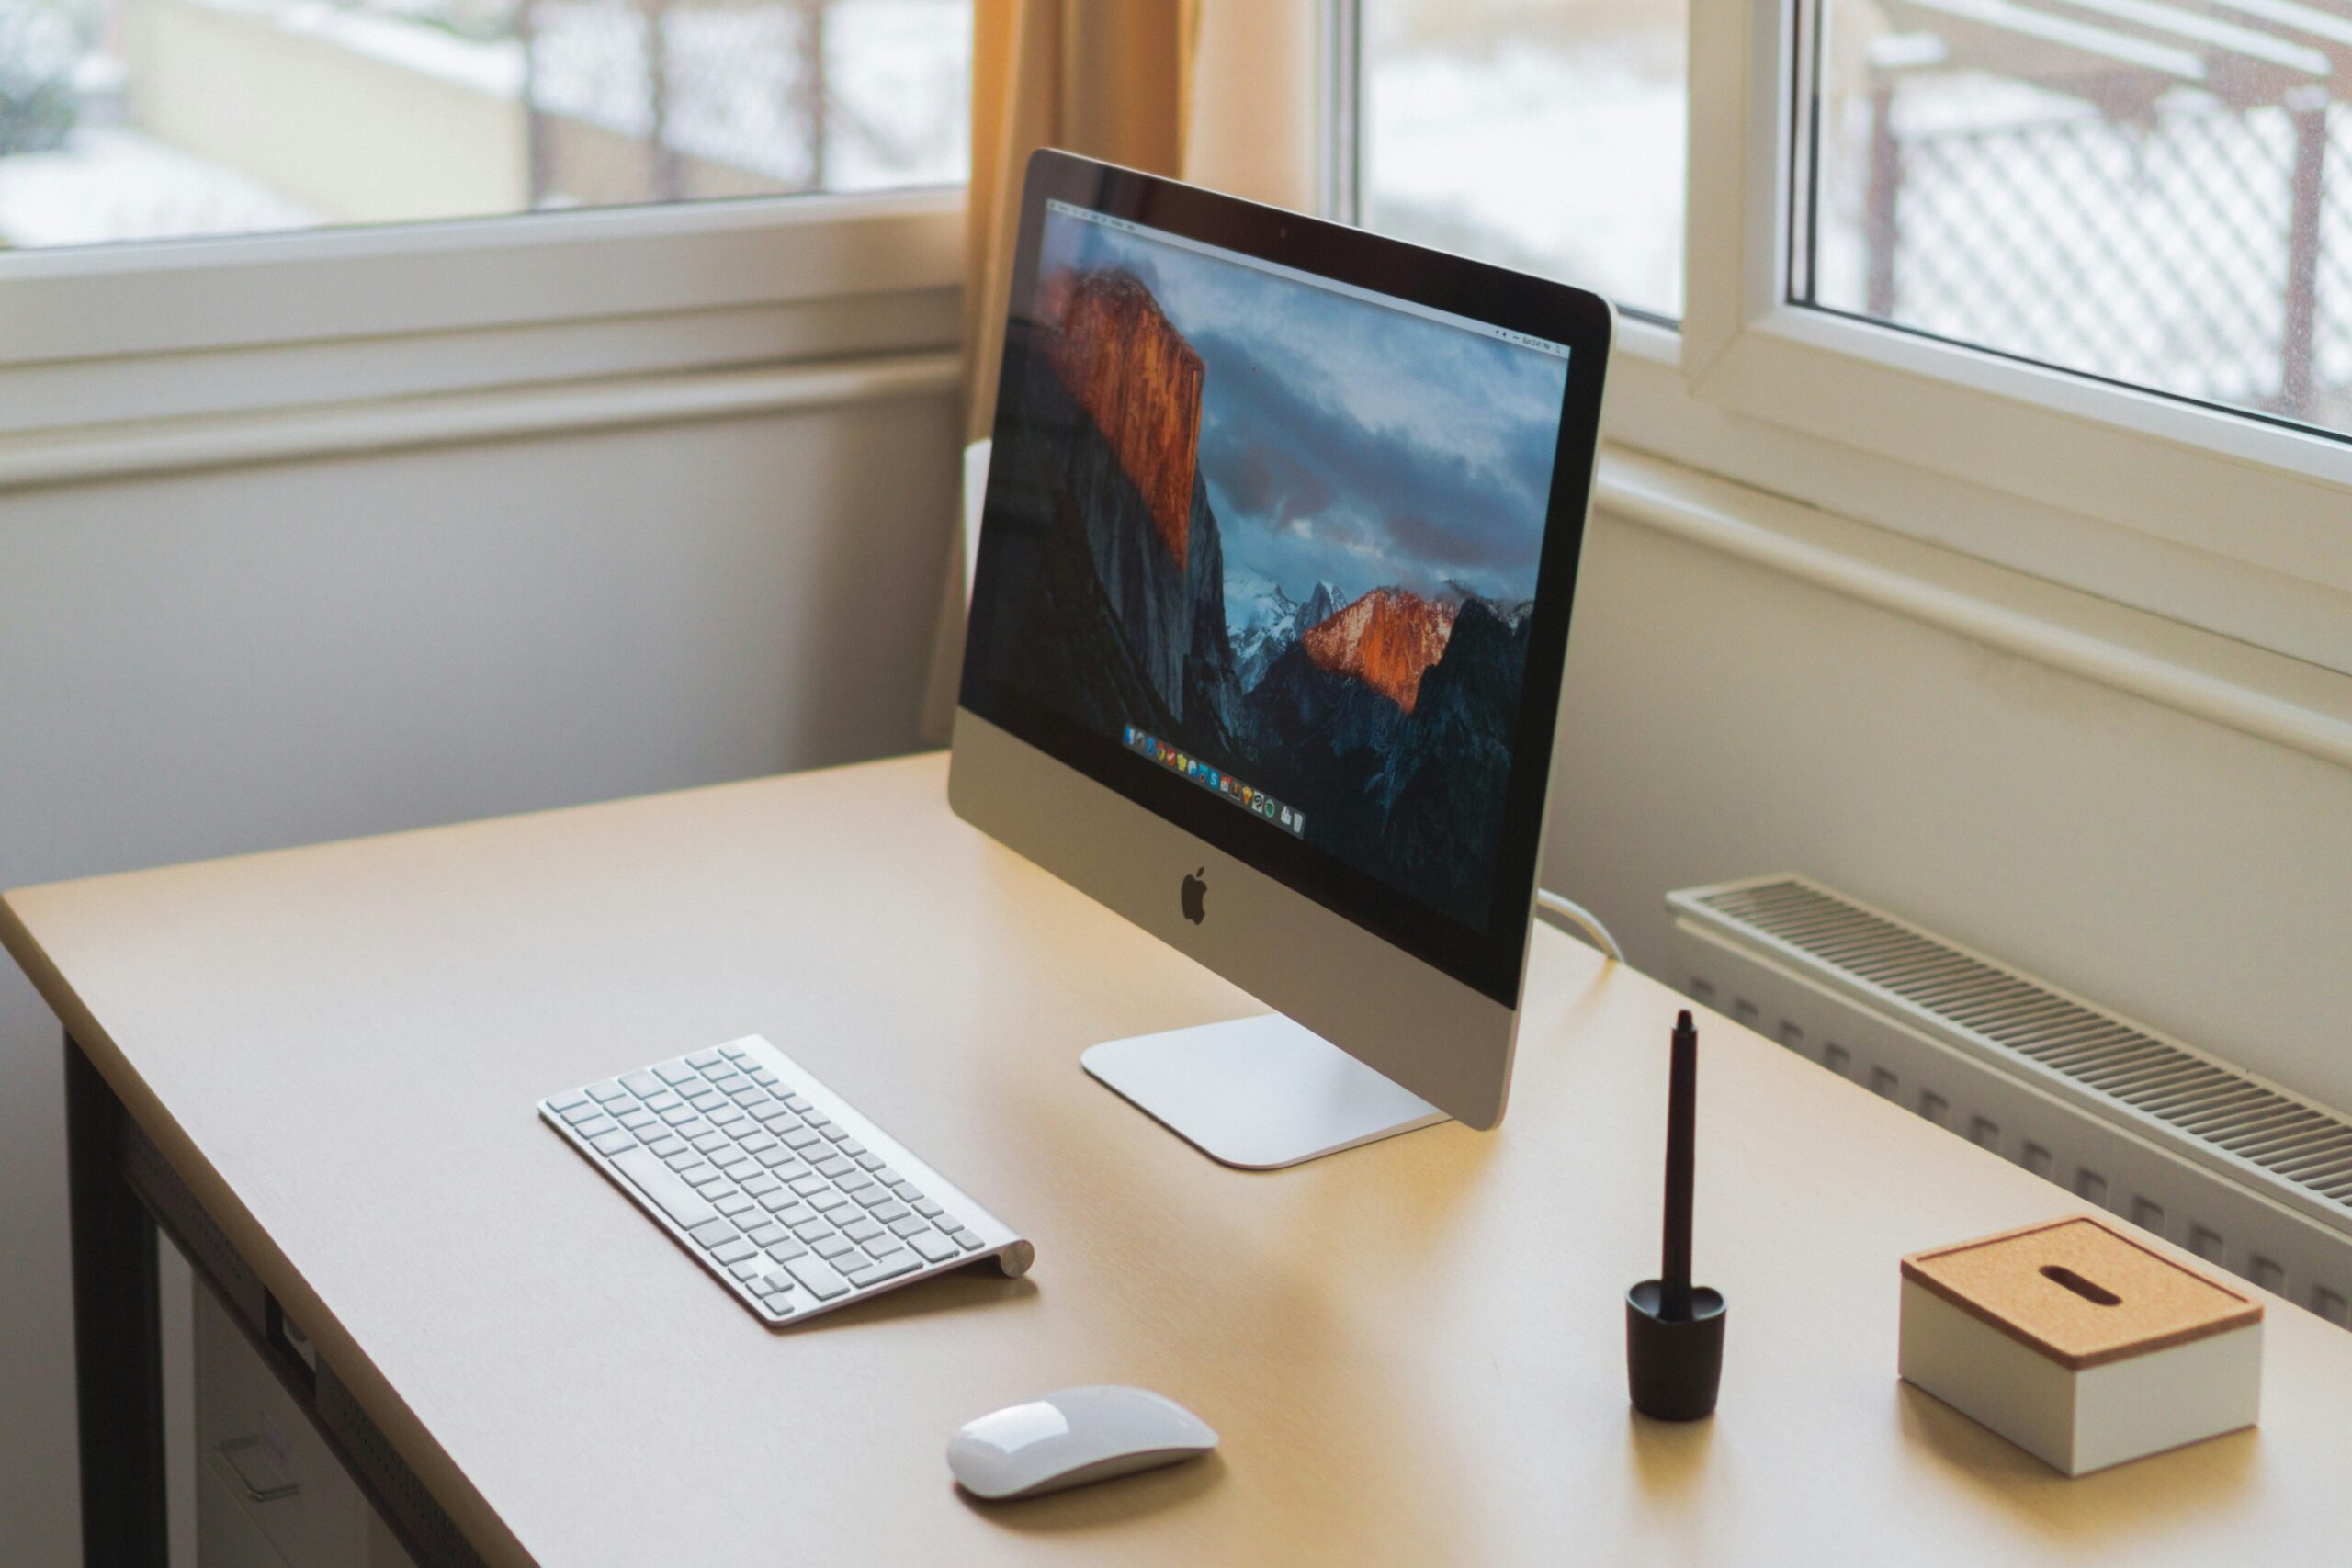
xmin=1592 ymin=446 xmax=2352 ymax=774
xmin=0 ymin=352 xmax=962 ymax=493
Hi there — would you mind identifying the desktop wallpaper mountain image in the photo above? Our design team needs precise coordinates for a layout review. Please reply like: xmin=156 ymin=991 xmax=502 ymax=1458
xmin=973 ymin=212 xmax=1567 ymax=925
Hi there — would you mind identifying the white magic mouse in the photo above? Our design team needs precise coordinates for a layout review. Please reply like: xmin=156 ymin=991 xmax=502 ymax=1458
xmin=947 ymin=1385 xmax=1218 ymax=1500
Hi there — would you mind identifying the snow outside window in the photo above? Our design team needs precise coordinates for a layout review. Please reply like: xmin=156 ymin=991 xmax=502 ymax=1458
xmin=0 ymin=0 xmax=968 ymax=250
xmin=1356 ymin=0 xmax=1690 ymax=323
xmin=1794 ymin=0 xmax=2352 ymax=442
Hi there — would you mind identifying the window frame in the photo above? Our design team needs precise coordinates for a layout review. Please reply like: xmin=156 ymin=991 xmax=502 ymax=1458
xmin=1334 ymin=0 xmax=2352 ymax=677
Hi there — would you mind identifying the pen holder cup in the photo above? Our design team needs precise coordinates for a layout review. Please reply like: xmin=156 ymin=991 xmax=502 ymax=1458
xmin=1626 ymin=1280 xmax=1727 ymax=1421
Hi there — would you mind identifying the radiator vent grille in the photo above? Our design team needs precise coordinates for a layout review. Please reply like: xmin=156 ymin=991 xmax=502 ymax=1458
xmin=1695 ymin=879 xmax=2352 ymax=1221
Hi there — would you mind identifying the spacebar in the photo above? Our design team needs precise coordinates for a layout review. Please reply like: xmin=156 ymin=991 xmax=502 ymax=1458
xmin=606 ymin=1146 xmax=718 ymax=1229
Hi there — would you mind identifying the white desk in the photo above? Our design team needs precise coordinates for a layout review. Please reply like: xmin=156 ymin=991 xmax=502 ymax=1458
xmin=7 ymin=753 xmax=2348 ymax=1564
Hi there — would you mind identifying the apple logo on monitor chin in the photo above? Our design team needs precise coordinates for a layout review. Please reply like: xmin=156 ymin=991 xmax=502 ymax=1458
xmin=1180 ymin=867 xmax=1207 ymax=925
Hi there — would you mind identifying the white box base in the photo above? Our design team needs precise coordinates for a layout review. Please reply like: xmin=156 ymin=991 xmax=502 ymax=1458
xmin=1898 ymin=1277 xmax=2261 ymax=1475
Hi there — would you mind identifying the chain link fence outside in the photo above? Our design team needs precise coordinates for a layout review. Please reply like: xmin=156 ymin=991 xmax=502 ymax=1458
xmin=1840 ymin=87 xmax=2352 ymax=435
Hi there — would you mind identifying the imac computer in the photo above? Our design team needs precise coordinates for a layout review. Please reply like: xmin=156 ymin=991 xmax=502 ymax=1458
xmin=950 ymin=151 xmax=1612 ymax=1168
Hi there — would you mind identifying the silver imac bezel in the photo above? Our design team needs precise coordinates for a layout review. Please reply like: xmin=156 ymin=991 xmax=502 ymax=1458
xmin=947 ymin=151 xmax=1611 ymax=1132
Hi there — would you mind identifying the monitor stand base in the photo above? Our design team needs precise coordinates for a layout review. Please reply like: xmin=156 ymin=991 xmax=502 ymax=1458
xmin=1082 ymin=1014 xmax=1448 ymax=1169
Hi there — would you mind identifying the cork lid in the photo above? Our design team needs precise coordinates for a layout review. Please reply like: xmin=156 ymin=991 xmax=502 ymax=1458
xmin=1902 ymin=1214 xmax=2262 ymax=1370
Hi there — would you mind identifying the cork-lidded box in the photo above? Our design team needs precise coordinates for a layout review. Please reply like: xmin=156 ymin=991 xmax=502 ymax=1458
xmin=1899 ymin=1214 xmax=2263 ymax=1476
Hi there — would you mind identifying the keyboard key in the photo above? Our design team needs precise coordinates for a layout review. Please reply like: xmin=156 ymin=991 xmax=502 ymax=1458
xmin=590 ymin=1081 xmax=634 ymax=1103
xmin=754 ymin=1104 xmax=797 ymax=1127
xmin=843 ymin=1217 xmax=885 ymax=1243
xmin=872 ymin=1201 xmax=910 ymax=1223
xmin=720 ymin=1043 xmax=751 ymax=1060
xmin=786 ymin=1256 xmax=852 ymax=1301
xmin=787 ymin=1173 xmax=830 ymax=1197
xmin=910 ymin=1231 xmax=960 ymax=1263
xmin=620 ymin=1072 xmax=662 ymax=1098
xmin=741 ymin=1173 xmax=782 ymax=1197
xmin=890 ymin=1181 xmax=922 ymax=1202
xmin=854 ymin=1151 xmax=888 ymax=1171
xmin=913 ymin=1200 xmax=945 ymax=1218
xmin=617 ymin=1111 xmax=658 ymax=1133
xmin=838 ymin=1171 xmax=875 ymax=1195
xmin=685 ymin=1089 xmax=725 ymax=1111
xmin=803 ymin=1112 xmax=831 ymax=1129
xmin=814 ymin=1156 xmax=854 ymax=1179
xmin=949 ymin=1228 xmax=983 ymax=1250
xmin=644 ymin=1091 xmax=684 ymax=1112
xmin=730 ymin=1087 xmax=770 ymax=1107
xmin=750 ymin=1067 xmax=780 ymax=1086
xmin=686 ymin=1217 xmax=736 ymax=1248
xmin=711 ymin=1110 xmax=752 ymax=1133
xmin=687 ymin=1051 xmax=724 ymax=1069
xmin=715 ymin=1194 xmax=755 ymax=1218
xmin=662 ymin=1150 xmax=700 ymax=1172
xmin=660 ymin=1106 xmax=698 ymax=1126
xmin=764 ymin=1238 xmax=808 ymax=1264
xmin=838 ymin=1139 xmax=867 ymax=1157
xmin=656 ymin=1063 xmax=701 ymax=1086
xmin=758 ymin=1190 xmax=798 ymax=1213
xmin=756 ymin=1147 xmax=796 ymax=1168
xmin=783 ymin=1094 xmax=811 ymax=1111
xmin=811 ymin=1191 xmax=854 ymax=1216
xmin=739 ymin=1133 xmax=778 ymax=1155
xmin=690 ymin=1131 xmax=728 ymax=1154
xmin=812 ymin=1234 xmax=856 ymax=1259
xmin=791 ymin=1215 xmax=833 ymax=1241
xmin=843 ymin=1254 xmax=918 ymax=1288
xmin=852 ymin=1188 xmax=891 ymax=1210
xmin=684 ymin=1168 xmax=727 ymax=1190
xmin=607 ymin=1147 xmax=720 ymax=1229
xmin=888 ymin=1214 xmax=929 ymax=1237
xmin=590 ymin=1130 xmax=635 ymax=1156
xmin=783 ymin=1127 xmax=825 ymax=1152
xmin=642 ymin=1134 xmax=684 ymax=1157
xmin=820 ymin=1124 xmax=851 ymax=1144
xmin=559 ymin=1100 xmax=604 ymax=1126
xmin=746 ymin=1224 xmax=786 ymax=1247
xmin=549 ymin=1090 xmax=590 ymax=1111
xmin=715 ymin=1155 xmax=756 ymax=1178
xmin=710 ymin=1238 xmax=756 ymax=1265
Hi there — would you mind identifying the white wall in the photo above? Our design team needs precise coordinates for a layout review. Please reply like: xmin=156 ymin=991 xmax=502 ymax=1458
xmin=0 ymin=391 xmax=960 ymax=1565
xmin=1544 ymin=503 xmax=2352 ymax=1115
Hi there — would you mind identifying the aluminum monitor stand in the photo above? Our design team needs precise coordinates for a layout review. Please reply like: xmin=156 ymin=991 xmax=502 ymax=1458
xmin=1082 ymin=1014 xmax=1447 ymax=1169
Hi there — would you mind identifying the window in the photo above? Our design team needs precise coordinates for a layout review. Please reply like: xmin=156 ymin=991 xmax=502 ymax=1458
xmin=1351 ymin=0 xmax=1690 ymax=322
xmin=1332 ymin=0 xmax=2352 ymax=674
xmin=0 ymin=0 xmax=968 ymax=250
xmin=1794 ymin=0 xmax=2352 ymax=440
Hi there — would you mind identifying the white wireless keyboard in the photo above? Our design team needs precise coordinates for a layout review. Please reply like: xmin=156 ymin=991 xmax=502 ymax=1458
xmin=540 ymin=1035 xmax=1033 ymax=1325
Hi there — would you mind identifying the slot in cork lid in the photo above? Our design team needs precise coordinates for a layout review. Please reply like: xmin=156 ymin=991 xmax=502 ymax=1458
xmin=1902 ymin=1214 xmax=2262 ymax=1369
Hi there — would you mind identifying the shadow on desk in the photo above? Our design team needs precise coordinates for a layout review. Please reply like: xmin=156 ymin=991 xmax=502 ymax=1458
xmin=1894 ymin=1382 xmax=2258 ymax=1543
xmin=955 ymin=1452 xmax=1228 ymax=1532
xmin=783 ymin=1268 xmax=1041 ymax=1335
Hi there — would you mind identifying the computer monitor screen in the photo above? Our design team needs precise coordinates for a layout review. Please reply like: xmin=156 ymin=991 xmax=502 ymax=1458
xmin=959 ymin=152 xmax=1610 ymax=1057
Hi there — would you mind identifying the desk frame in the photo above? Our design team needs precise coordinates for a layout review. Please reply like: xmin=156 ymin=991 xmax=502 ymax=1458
xmin=65 ymin=1032 xmax=481 ymax=1568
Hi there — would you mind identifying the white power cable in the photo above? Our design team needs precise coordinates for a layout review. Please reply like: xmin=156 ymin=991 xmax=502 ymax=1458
xmin=1534 ymin=888 xmax=1623 ymax=964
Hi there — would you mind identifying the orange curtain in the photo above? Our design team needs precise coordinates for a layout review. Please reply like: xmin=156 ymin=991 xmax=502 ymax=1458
xmin=920 ymin=0 xmax=1202 ymax=744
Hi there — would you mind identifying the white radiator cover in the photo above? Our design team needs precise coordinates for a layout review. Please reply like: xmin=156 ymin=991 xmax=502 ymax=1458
xmin=1668 ymin=875 xmax=2352 ymax=1330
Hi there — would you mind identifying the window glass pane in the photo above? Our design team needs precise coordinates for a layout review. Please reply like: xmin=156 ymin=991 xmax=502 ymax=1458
xmin=1799 ymin=0 xmax=2352 ymax=439
xmin=1359 ymin=0 xmax=1689 ymax=321
xmin=0 ymin=0 xmax=967 ymax=250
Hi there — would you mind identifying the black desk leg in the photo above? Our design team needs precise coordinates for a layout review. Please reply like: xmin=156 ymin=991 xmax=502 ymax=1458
xmin=64 ymin=1034 xmax=170 ymax=1567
